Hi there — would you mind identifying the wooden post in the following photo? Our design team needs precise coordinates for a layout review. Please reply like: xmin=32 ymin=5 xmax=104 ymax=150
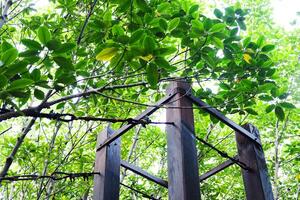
xmin=235 ymin=123 xmax=274 ymax=200
xmin=166 ymin=81 xmax=201 ymax=200
xmin=93 ymin=127 xmax=120 ymax=200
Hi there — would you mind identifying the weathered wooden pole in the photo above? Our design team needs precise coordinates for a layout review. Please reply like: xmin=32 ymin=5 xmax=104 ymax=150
xmin=166 ymin=80 xmax=201 ymax=200
xmin=93 ymin=127 xmax=120 ymax=200
xmin=235 ymin=123 xmax=274 ymax=200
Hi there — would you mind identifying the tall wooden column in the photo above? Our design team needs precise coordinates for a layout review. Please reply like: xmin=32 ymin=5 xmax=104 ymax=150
xmin=166 ymin=81 xmax=201 ymax=200
xmin=93 ymin=127 xmax=120 ymax=200
xmin=235 ymin=123 xmax=274 ymax=200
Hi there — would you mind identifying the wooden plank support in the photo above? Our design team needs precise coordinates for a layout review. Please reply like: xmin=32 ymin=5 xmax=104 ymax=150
xmin=166 ymin=81 xmax=201 ymax=200
xmin=235 ymin=123 xmax=274 ymax=200
xmin=188 ymin=95 xmax=261 ymax=145
xmin=93 ymin=127 xmax=120 ymax=200
xmin=199 ymin=157 xmax=236 ymax=182
xmin=120 ymin=160 xmax=168 ymax=188
xmin=96 ymin=92 xmax=176 ymax=152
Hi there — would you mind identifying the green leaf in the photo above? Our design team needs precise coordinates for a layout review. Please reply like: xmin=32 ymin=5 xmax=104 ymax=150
xmin=135 ymin=0 xmax=149 ymax=11
xmin=214 ymin=9 xmax=223 ymax=18
xmin=19 ymin=50 xmax=39 ymax=57
xmin=37 ymin=26 xmax=51 ymax=45
xmin=275 ymin=106 xmax=285 ymax=121
xmin=168 ymin=18 xmax=180 ymax=31
xmin=21 ymin=39 xmax=42 ymax=50
xmin=212 ymin=37 xmax=224 ymax=49
xmin=191 ymin=20 xmax=204 ymax=32
xmin=189 ymin=5 xmax=199 ymax=15
xmin=262 ymin=44 xmax=275 ymax=52
xmin=245 ymin=108 xmax=258 ymax=115
xmin=0 ymin=75 xmax=8 ymax=88
xmin=46 ymin=39 xmax=61 ymax=50
xmin=266 ymin=104 xmax=275 ymax=113
xmin=5 ymin=61 xmax=28 ymax=78
xmin=259 ymin=94 xmax=273 ymax=101
xmin=237 ymin=19 xmax=246 ymax=30
xmin=1 ymin=48 xmax=18 ymax=65
xmin=34 ymin=89 xmax=45 ymax=100
xmin=155 ymin=57 xmax=176 ymax=71
xmin=202 ymin=54 xmax=215 ymax=68
xmin=8 ymin=78 xmax=34 ymax=90
xmin=53 ymin=56 xmax=75 ymax=71
xmin=146 ymin=63 xmax=159 ymax=88
xmin=159 ymin=18 xmax=168 ymax=31
xmin=210 ymin=23 xmax=226 ymax=33
xmin=219 ymin=82 xmax=230 ymax=90
xmin=130 ymin=29 xmax=145 ymax=43
xmin=256 ymin=36 xmax=265 ymax=48
xmin=143 ymin=36 xmax=156 ymax=53
xmin=279 ymin=102 xmax=296 ymax=109
xmin=1 ymin=41 xmax=13 ymax=51
xmin=54 ymin=43 xmax=76 ymax=53
xmin=31 ymin=69 xmax=41 ymax=81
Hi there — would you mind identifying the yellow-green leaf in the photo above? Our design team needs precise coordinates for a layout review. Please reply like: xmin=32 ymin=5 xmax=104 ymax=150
xmin=96 ymin=47 xmax=118 ymax=61
xmin=139 ymin=54 xmax=153 ymax=61
xmin=243 ymin=53 xmax=251 ymax=64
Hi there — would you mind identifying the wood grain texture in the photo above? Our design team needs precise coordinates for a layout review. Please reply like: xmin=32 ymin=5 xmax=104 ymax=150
xmin=235 ymin=123 xmax=274 ymax=200
xmin=93 ymin=127 xmax=120 ymax=200
xmin=166 ymin=81 xmax=201 ymax=200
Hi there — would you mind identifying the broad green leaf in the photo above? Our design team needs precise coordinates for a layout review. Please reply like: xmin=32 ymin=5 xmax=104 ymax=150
xmin=5 ymin=61 xmax=27 ymax=77
xmin=191 ymin=20 xmax=204 ymax=32
xmin=8 ymin=79 xmax=34 ymax=90
xmin=1 ymin=48 xmax=18 ymax=65
xmin=46 ymin=39 xmax=61 ymax=50
xmin=146 ymin=63 xmax=159 ymax=88
xmin=259 ymin=94 xmax=273 ymax=101
xmin=275 ymin=106 xmax=285 ymax=121
xmin=96 ymin=47 xmax=118 ymax=61
xmin=55 ymin=43 xmax=76 ymax=53
xmin=130 ymin=29 xmax=145 ymax=43
xmin=143 ymin=36 xmax=156 ymax=53
xmin=0 ymin=75 xmax=8 ymax=88
xmin=262 ymin=44 xmax=275 ymax=52
xmin=21 ymin=39 xmax=42 ymax=50
xmin=279 ymin=102 xmax=296 ymax=109
xmin=31 ymin=69 xmax=41 ymax=81
xmin=212 ymin=37 xmax=224 ymax=49
xmin=34 ymin=89 xmax=45 ymax=100
xmin=202 ymin=54 xmax=215 ymax=68
xmin=214 ymin=9 xmax=223 ymax=18
xmin=1 ymin=41 xmax=13 ymax=51
xmin=53 ymin=56 xmax=75 ymax=71
xmin=210 ymin=23 xmax=226 ymax=33
xmin=19 ymin=50 xmax=39 ymax=57
xmin=155 ymin=57 xmax=176 ymax=71
xmin=155 ymin=47 xmax=177 ymax=56
xmin=37 ymin=26 xmax=51 ymax=45
xmin=135 ymin=0 xmax=149 ymax=11
xmin=168 ymin=18 xmax=180 ymax=31
xmin=257 ymin=36 xmax=265 ymax=47
xmin=237 ymin=19 xmax=246 ymax=30
xmin=245 ymin=108 xmax=258 ymax=115
xmin=159 ymin=18 xmax=168 ymax=31
xmin=266 ymin=104 xmax=275 ymax=113
xmin=189 ymin=5 xmax=199 ymax=15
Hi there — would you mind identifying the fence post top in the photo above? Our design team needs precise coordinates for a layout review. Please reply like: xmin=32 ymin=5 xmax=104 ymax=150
xmin=166 ymin=80 xmax=192 ymax=95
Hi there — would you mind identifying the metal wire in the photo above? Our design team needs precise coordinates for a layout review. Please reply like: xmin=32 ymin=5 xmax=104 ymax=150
xmin=120 ymin=183 xmax=160 ymax=200
xmin=195 ymin=135 xmax=250 ymax=170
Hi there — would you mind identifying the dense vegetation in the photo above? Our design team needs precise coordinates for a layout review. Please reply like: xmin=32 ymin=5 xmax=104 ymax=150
xmin=0 ymin=0 xmax=299 ymax=199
